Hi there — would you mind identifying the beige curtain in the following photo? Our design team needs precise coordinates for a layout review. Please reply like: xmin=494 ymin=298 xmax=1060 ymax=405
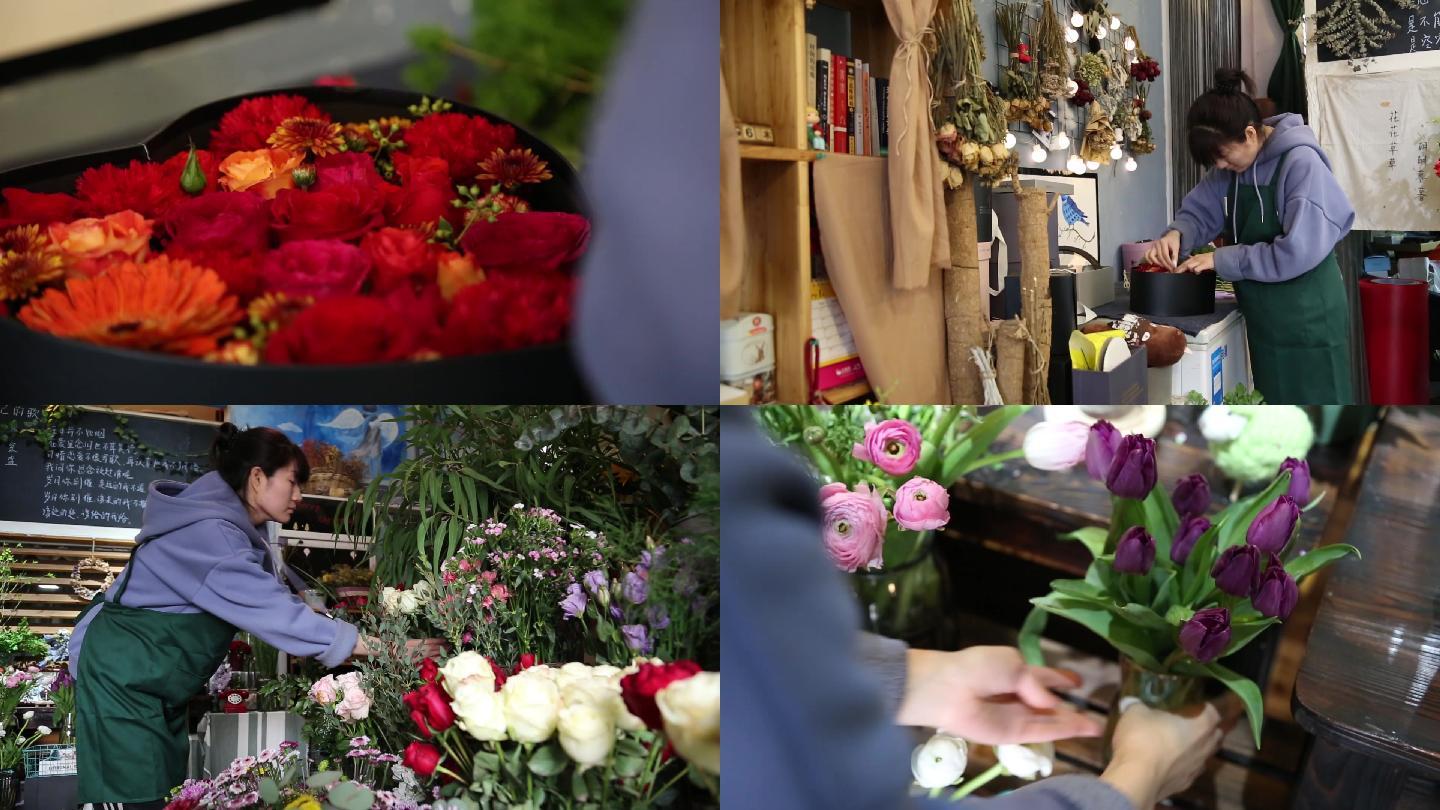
xmin=883 ymin=0 xmax=950 ymax=290
xmin=720 ymin=74 xmax=743 ymax=320
xmin=814 ymin=154 xmax=949 ymax=403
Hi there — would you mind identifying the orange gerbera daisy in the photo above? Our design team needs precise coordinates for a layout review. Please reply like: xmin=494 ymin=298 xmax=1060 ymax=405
xmin=268 ymin=116 xmax=346 ymax=159
xmin=0 ymin=225 xmax=67 ymax=302
xmin=17 ymin=256 xmax=242 ymax=357
xmin=476 ymin=147 xmax=552 ymax=188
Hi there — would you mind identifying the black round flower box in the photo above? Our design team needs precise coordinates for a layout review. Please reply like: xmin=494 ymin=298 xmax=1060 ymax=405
xmin=0 ymin=86 xmax=590 ymax=402
xmin=1130 ymin=269 xmax=1216 ymax=318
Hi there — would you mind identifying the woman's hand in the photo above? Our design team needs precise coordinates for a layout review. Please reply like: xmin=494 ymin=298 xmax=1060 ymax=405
xmin=1176 ymin=251 xmax=1216 ymax=274
xmin=896 ymin=646 xmax=1104 ymax=744
xmin=1100 ymin=697 xmax=1237 ymax=808
xmin=1143 ymin=230 xmax=1183 ymax=270
xmin=406 ymin=638 xmax=448 ymax=659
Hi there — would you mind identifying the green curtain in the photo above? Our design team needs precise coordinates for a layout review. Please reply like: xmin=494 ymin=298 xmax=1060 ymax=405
xmin=1267 ymin=0 xmax=1307 ymax=118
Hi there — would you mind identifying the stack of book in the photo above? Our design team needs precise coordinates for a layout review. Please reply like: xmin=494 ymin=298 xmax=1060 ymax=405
xmin=807 ymin=33 xmax=889 ymax=156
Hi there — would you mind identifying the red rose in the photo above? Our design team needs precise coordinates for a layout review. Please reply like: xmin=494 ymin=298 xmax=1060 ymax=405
xmin=166 ymin=246 xmax=264 ymax=303
xmin=162 ymin=191 xmax=271 ymax=255
xmin=0 ymin=188 xmax=85 ymax=228
xmin=259 ymin=239 xmax=372 ymax=299
xmin=516 ymin=653 xmax=539 ymax=673
xmin=263 ymin=296 xmax=419 ymax=364
xmin=386 ymin=154 xmax=462 ymax=230
xmin=401 ymin=112 xmax=517 ymax=182
xmin=270 ymin=185 xmax=385 ymax=243
xmin=419 ymin=657 xmax=440 ymax=684
xmin=402 ymin=741 xmax=443 ymax=778
xmin=210 ymin=94 xmax=329 ymax=155
xmin=315 ymin=152 xmax=389 ymax=193
xmin=439 ymin=272 xmax=573 ymax=356
xmin=620 ymin=661 xmax=702 ymax=731
xmin=403 ymin=682 xmax=457 ymax=735
xmin=489 ymin=657 xmax=508 ymax=690
xmin=362 ymin=227 xmax=437 ymax=293
xmin=458 ymin=211 xmax=590 ymax=274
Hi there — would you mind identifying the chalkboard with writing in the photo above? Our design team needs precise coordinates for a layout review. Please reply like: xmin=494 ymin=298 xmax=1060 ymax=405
xmin=0 ymin=407 xmax=216 ymax=530
xmin=1318 ymin=0 xmax=1440 ymax=62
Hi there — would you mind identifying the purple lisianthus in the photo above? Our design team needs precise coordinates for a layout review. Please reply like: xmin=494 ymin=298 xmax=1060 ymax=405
xmin=582 ymin=569 xmax=607 ymax=596
xmin=1179 ymin=607 xmax=1231 ymax=663
xmin=1113 ymin=526 xmax=1155 ymax=574
xmin=621 ymin=624 xmax=652 ymax=654
xmin=1171 ymin=515 xmax=1211 ymax=565
xmin=610 ymin=605 xmax=623 ymax=621
xmin=1171 ymin=474 xmax=1211 ymax=519
xmin=648 ymin=605 xmax=671 ymax=631
xmin=559 ymin=582 xmax=587 ymax=620
xmin=623 ymin=571 xmax=649 ymax=605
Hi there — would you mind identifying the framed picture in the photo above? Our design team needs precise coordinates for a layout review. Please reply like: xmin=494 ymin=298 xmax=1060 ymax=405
xmin=225 ymin=406 xmax=409 ymax=497
xmin=1015 ymin=168 xmax=1100 ymax=268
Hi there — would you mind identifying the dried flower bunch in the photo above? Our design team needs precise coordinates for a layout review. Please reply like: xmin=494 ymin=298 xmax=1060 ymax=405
xmin=931 ymin=0 xmax=1018 ymax=184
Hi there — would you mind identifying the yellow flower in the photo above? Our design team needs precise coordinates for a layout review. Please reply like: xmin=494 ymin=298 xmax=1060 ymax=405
xmin=284 ymin=795 xmax=323 ymax=810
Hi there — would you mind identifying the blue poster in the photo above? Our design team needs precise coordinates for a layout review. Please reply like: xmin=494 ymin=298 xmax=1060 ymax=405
xmin=226 ymin=405 xmax=408 ymax=485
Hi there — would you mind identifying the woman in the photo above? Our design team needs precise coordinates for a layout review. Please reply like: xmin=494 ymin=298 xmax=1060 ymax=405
xmin=70 ymin=424 xmax=442 ymax=810
xmin=1144 ymin=68 xmax=1356 ymax=404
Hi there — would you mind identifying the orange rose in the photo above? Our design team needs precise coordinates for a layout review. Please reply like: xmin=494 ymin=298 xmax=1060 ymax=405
xmin=437 ymin=250 xmax=485 ymax=301
xmin=218 ymin=148 xmax=304 ymax=198
xmin=47 ymin=210 xmax=153 ymax=277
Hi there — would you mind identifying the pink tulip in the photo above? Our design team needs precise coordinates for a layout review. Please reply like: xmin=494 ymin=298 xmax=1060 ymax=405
xmin=820 ymin=483 xmax=889 ymax=572
xmin=852 ymin=419 xmax=923 ymax=476
xmin=893 ymin=477 xmax=950 ymax=531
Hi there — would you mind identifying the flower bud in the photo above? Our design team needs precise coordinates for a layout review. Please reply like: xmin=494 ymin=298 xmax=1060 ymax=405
xmin=1179 ymin=607 xmax=1231 ymax=663
xmin=1170 ymin=515 xmax=1211 ymax=565
xmin=1105 ymin=434 xmax=1157 ymax=500
xmin=1170 ymin=474 xmax=1210 ymax=519
xmin=1113 ymin=526 xmax=1155 ymax=574
xmin=1246 ymin=495 xmax=1300 ymax=555
xmin=1252 ymin=554 xmax=1298 ymax=619
xmin=1211 ymin=544 xmax=1260 ymax=597
xmin=1084 ymin=421 xmax=1121 ymax=481
xmin=1278 ymin=458 xmax=1310 ymax=505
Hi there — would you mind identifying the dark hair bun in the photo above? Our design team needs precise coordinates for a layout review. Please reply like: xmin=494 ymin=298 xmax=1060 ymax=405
xmin=209 ymin=424 xmax=309 ymax=495
xmin=1213 ymin=68 xmax=1255 ymax=97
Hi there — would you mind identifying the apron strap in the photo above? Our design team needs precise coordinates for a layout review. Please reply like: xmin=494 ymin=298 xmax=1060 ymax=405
xmin=110 ymin=537 xmax=155 ymax=606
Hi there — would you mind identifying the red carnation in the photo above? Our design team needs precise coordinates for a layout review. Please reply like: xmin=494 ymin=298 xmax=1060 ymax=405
xmin=386 ymin=154 xmax=462 ymax=230
xmin=263 ymin=295 xmax=418 ymax=364
xmin=402 ymin=741 xmax=443 ymax=778
xmin=419 ymin=657 xmax=440 ymax=684
xmin=270 ymin=185 xmax=385 ymax=243
xmin=315 ymin=152 xmax=389 ymax=193
xmin=162 ymin=191 xmax=271 ymax=255
xmin=210 ymin=94 xmax=330 ymax=155
xmin=362 ymin=227 xmax=437 ymax=293
xmin=75 ymin=160 xmax=174 ymax=219
xmin=402 ymin=112 xmax=517 ymax=182
xmin=165 ymin=246 xmax=264 ymax=304
xmin=259 ymin=239 xmax=372 ymax=299
xmin=621 ymin=661 xmax=703 ymax=731
xmin=439 ymin=272 xmax=573 ymax=356
xmin=458 ymin=211 xmax=590 ymax=274
xmin=0 ymin=188 xmax=85 ymax=229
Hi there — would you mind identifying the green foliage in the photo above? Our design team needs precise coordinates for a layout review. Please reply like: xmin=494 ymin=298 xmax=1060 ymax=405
xmin=1185 ymin=384 xmax=1266 ymax=405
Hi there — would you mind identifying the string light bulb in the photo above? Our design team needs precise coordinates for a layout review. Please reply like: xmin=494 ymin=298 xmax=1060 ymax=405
xmin=1110 ymin=15 xmax=1121 ymax=29
xmin=1071 ymin=11 xmax=1085 ymax=27
xmin=1065 ymin=27 xmax=1080 ymax=43
xmin=1086 ymin=159 xmax=1101 ymax=171
xmin=1053 ymin=131 xmax=1071 ymax=150
xmin=1030 ymin=143 xmax=1048 ymax=162
xmin=1067 ymin=154 xmax=1086 ymax=174
xmin=1004 ymin=132 xmax=1017 ymax=149
xmin=1097 ymin=23 xmax=1108 ymax=38
xmin=1113 ymin=127 xmax=1124 ymax=140
xmin=1125 ymin=157 xmax=1139 ymax=172
xmin=1124 ymin=36 xmax=1137 ymax=52
xmin=1110 ymin=144 xmax=1124 ymax=160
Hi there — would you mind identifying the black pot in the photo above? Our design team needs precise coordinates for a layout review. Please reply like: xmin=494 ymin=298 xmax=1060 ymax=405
xmin=1130 ymin=269 xmax=1217 ymax=317
xmin=0 ymin=86 xmax=591 ymax=403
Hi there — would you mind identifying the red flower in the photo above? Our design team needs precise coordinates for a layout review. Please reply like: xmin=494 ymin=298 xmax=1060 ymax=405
xmin=314 ymin=74 xmax=357 ymax=87
xmin=270 ymin=185 xmax=386 ymax=243
xmin=489 ymin=657 xmax=508 ymax=690
xmin=162 ymin=191 xmax=271 ymax=255
xmin=380 ymin=284 xmax=446 ymax=353
xmin=76 ymin=160 xmax=171 ymax=219
xmin=620 ymin=661 xmax=702 ymax=731
xmin=459 ymin=211 xmax=590 ymax=274
xmin=516 ymin=653 xmax=540 ymax=673
xmin=260 ymin=239 xmax=371 ymax=299
xmin=402 ymin=741 xmax=443 ymax=777
xmin=439 ymin=272 xmax=573 ymax=356
xmin=314 ymin=152 xmax=390 ymax=193
xmin=362 ymin=227 xmax=437 ymax=293
xmin=403 ymin=682 xmax=457 ymax=735
xmin=263 ymin=295 xmax=418 ymax=364
xmin=419 ymin=657 xmax=440 ymax=684
xmin=402 ymin=112 xmax=518 ymax=182
xmin=165 ymin=246 xmax=264 ymax=304
xmin=0 ymin=188 xmax=85 ymax=229
xmin=386 ymin=154 xmax=462 ymax=230
xmin=210 ymin=94 xmax=330 ymax=155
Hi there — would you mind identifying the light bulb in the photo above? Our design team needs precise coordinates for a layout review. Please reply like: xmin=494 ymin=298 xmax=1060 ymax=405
xmin=1096 ymin=24 xmax=1108 ymax=38
xmin=1071 ymin=11 xmax=1085 ymax=27
xmin=1130 ymin=55 xmax=1140 ymax=65
xmin=1086 ymin=159 xmax=1101 ymax=171
xmin=1004 ymin=132 xmax=1017 ymax=149
xmin=1125 ymin=157 xmax=1138 ymax=172
xmin=1110 ymin=144 xmax=1124 ymax=160
xmin=1067 ymin=154 xmax=1086 ymax=174
xmin=1064 ymin=78 xmax=1079 ymax=98
xmin=1113 ymin=127 xmax=1124 ymax=140
xmin=1111 ymin=15 xmax=1121 ymax=29
xmin=1030 ymin=143 xmax=1048 ymax=162
xmin=1065 ymin=28 xmax=1080 ymax=44
xmin=1124 ymin=36 xmax=1137 ymax=52
xmin=1053 ymin=131 xmax=1071 ymax=150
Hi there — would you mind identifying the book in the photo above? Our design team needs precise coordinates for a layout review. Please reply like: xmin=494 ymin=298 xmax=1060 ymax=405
xmin=806 ymin=34 xmax=818 ymax=111
xmin=846 ymin=57 xmax=857 ymax=154
xmin=817 ymin=48 xmax=831 ymax=151
xmin=868 ymin=74 xmax=879 ymax=156
xmin=810 ymin=280 xmax=866 ymax=391
xmin=862 ymin=64 xmax=872 ymax=156
xmin=854 ymin=59 xmax=865 ymax=157
xmin=833 ymin=54 xmax=848 ymax=154
xmin=877 ymin=78 xmax=890 ymax=155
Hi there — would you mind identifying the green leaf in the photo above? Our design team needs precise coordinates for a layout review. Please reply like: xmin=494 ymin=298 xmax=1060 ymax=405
xmin=1222 ymin=617 xmax=1279 ymax=658
xmin=1141 ymin=484 xmax=1181 ymax=560
xmin=259 ymin=779 xmax=280 ymax=805
xmin=939 ymin=406 xmax=1027 ymax=482
xmin=1181 ymin=523 xmax=1221 ymax=605
xmin=329 ymin=782 xmax=377 ymax=810
xmin=1164 ymin=604 xmax=1195 ymax=626
xmin=1017 ymin=604 xmax=1048 ymax=666
xmin=1203 ymin=661 xmax=1265 ymax=749
xmin=306 ymin=771 xmax=343 ymax=789
xmin=613 ymin=755 xmax=645 ymax=778
xmin=614 ymin=736 xmax=647 ymax=759
xmin=1030 ymin=594 xmax=1165 ymax=670
xmin=1059 ymin=526 xmax=1107 ymax=559
xmin=1115 ymin=602 xmax=1172 ymax=632
xmin=1150 ymin=569 xmax=1177 ymax=614
xmin=1049 ymin=578 xmax=1108 ymax=602
xmin=571 ymin=766 xmax=590 ymax=801
xmin=1285 ymin=544 xmax=1361 ymax=581
xmin=528 ymin=743 xmax=567 ymax=777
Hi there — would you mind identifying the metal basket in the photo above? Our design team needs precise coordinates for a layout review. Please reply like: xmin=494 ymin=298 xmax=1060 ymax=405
xmin=23 ymin=744 xmax=75 ymax=778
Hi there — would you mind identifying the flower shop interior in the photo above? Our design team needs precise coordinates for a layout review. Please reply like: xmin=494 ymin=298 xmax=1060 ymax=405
xmin=0 ymin=404 xmax=719 ymax=810
xmin=720 ymin=0 xmax=1440 ymax=407
xmin=754 ymin=404 xmax=1440 ymax=809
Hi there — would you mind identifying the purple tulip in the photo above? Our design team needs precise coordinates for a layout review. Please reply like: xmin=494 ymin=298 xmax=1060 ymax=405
xmin=559 ymin=582 xmax=587 ymax=620
xmin=1278 ymin=458 xmax=1310 ymax=505
xmin=1085 ymin=421 xmax=1121 ymax=481
xmin=1211 ymin=544 xmax=1261 ymax=597
xmin=1171 ymin=474 xmax=1211 ymax=519
xmin=1106 ymin=435 xmax=1157 ymax=500
xmin=621 ymin=624 xmax=652 ymax=654
xmin=1171 ymin=515 xmax=1212 ymax=565
xmin=582 ymin=569 xmax=608 ymax=596
xmin=1246 ymin=495 xmax=1300 ymax=555
xmin=1179 ymin=607 xmax=1232 ymax=663
xmin=1252 ymin=554 xmax=1298 ymax=619
xmin=1113 ymin=526 xmax=1155 ymax=574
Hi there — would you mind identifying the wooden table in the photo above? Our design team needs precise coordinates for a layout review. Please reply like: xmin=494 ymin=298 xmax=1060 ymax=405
xmin=1292 ymin=408 xmax=1440 ymax=810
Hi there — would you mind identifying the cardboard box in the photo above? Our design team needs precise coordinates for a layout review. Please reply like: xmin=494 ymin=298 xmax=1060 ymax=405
xmin=1147 ymin=309 xmax=1252 ymax=404
xmin=1073 ymin=265 xmax=1115 ymax=309
xmin=1073 ymin=345 xmax=1148 ymax=404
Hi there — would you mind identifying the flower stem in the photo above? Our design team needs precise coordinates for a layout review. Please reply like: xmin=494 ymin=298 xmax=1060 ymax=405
xmin=951 ymin=762 xmax=1007 ymax=800
xmin=965 ymin=448 xmax=1027 ymax=472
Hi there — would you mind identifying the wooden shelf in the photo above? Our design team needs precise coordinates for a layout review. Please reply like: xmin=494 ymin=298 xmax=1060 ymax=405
xmin=820 ymin=380 xmax=871 ymax=403
xmin=740 ymin=144 xmax=817 ymax=162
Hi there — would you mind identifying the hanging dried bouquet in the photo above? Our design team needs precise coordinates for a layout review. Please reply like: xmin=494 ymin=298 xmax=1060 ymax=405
xmin=996 ymin=2 xmax=1052 ymax=133
xmin=931 ymin=0 xmax=1017 ymax=184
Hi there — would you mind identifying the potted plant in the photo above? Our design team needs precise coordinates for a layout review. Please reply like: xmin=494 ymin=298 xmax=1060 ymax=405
xmin=0 ymin=706 xmax=49 ymax=810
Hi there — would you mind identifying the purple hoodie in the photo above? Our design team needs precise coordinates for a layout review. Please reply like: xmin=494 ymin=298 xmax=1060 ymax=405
xmin=70 ymin=471 xmax=358 ymax=675
xmin=1167 ymin=113 xmax=1356 ymax=284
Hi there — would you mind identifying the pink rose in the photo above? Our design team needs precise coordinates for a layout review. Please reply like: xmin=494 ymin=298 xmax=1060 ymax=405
xmin=259 ymin=239 xmax=372 ymax=299
xmin=310 ymin=674 xmax=339 ymax=706
xmin=852 ymin=419 xmax=922 ymax=476
xmin=335 ymin=684 xmax=372 ymax=722
xmin=893 ymin=477 xmax=950 ymax=531
xmin=1022 ymin=420 xmax=1091 ymax=471
xmin=820 ymin=483 xmax=889 ymax=572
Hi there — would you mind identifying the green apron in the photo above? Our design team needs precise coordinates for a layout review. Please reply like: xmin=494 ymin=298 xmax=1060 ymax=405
xmin=75 ymin=539 xmax=235 ymax=804
xmin=1224 ymin=147 xmax=1355 ymax=404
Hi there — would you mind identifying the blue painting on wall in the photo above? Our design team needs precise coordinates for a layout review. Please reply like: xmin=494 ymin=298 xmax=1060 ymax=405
xmin=226 ymin=405 xmax=408 ymax=490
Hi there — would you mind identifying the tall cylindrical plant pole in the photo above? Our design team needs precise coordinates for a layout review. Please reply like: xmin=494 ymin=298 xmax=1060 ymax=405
xmin=944 ymin=185 xmax=984 ymax=404
xmin=1017 ymin=187 xmax=1052 ymax=403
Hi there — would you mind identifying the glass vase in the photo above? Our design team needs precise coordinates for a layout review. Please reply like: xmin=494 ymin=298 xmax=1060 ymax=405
xmin=0 ymin=765 xmax=20 ymax=810
xmin=851 ymin=527 xmax=949 ymax=646
xmin=1102 ymin=656 xmax=1205 ymax=763
xmin=343 ymin=755 xmax=375 ymax=786
xmin=60 ymin=714 xmax=74 ymax=745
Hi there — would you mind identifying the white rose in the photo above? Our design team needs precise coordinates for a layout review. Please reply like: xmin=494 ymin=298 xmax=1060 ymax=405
xmin=911 ymin=733 xmax=968 ymax=789
xmin=995 ymin=742 xmax=1055 ymax=780
xmin=655 ymin=672 xmax=719 ymax=776
xmin=450 ymin=680 xmax=508 ymax=742
xmin=590 ymin=665 xmax=621 ymax=681
xmin=440 ymin=652 xmax=495 ymax=691
xmin=398 ymin=590 xmax=421 ymax=615
xmin=555 ymin=662 xmax=594 ymax=691
xmin=411 ymin=580 xmax=434 ymax=603
xmin=520 ymin=664 xmax=557 ymax=682
xmin=557 ymin=702 xmax=614 ymax=769
xmin=502 ymin=673 xmax=561 ymax=743
xmin=381 ymin=587 xmax=402 ymax=614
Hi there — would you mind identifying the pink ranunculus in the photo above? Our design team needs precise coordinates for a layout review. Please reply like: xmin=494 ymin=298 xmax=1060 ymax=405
xmin=852 ymin=419 xmax=923 ymax=476
xmin=310 ymin=674 xmax=339 ymax=706
xmin=335 ymin=684 xmax=372 ymax=722
xmin=818 ymin=482 xmax=848 ymax=501
xmin=892 ymin=477 xmax=950 ymax=531
xmin=1022 ymin=420 xmax=1091 ymax=471
xmin=820 ymin=483 xmax=889 ymax=572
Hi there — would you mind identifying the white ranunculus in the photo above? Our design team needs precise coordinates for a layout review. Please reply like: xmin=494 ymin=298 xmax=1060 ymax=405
xmin=21 ymin=711 xmax=33 ymax=721
xmin=656 ymin=672 xmax=720 ymax=776
xmin=36 ymin=725 xmax=50 ymax=736
xmin=996 ymin=742 xmax=1055 ymax=780
xmin=589 ymin=664 xmax=621 ymax=681
xmin=503 ymin=672 xmax=561 ymax=743
xmin=911 ymin=733 xmax=968 ymax=789
xmin=397 ymin=590 xmax=421 ymax=614
xmin=450 ymin=680 xmax=508 ymax=742
xmin=1199 ymin=406 xmax=1248 ymax=443
xmin=557 ymin=702 xmax=615 ymax=769
xmin=440 ymin=652 xmax=496 ymax=691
